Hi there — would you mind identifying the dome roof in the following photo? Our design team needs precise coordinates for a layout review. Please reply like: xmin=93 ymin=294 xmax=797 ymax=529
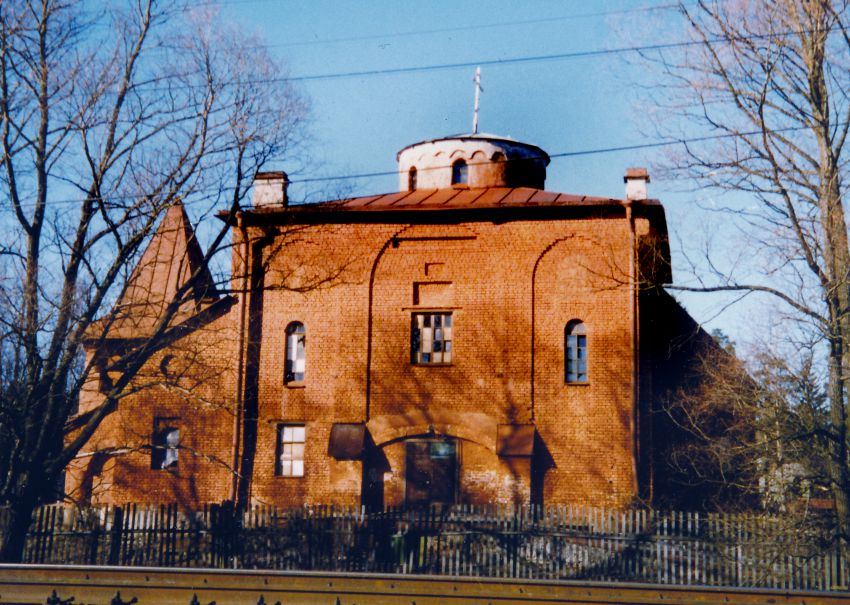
xmin=396 ymin=133 xmax=549 ymax=163
xmin=397 ymin=134 xmax=549 ymax=191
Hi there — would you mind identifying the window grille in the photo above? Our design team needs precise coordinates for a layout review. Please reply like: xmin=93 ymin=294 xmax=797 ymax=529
xmin=411 ymin=312 xmax=453 ymax=364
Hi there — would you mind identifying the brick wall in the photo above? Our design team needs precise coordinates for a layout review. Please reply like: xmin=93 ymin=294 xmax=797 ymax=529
xmin=68 ymin=202 xmax=680 ymax=509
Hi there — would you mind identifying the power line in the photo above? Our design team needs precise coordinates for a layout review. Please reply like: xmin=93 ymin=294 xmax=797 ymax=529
xmin=55 ymin=33 xmax=701 ymax=93
xmin=3 ymin=123 xmax=823 ymax=207
xmin=35 ymin=2 xmax=800 ymax=93
xmin=285 ymin=41 xmax=686 ymax=82
xmin=107 ymin=35 xmax=761 ymax=95
xmin=122 ymin=0 xmax=697 ymax=52
xmin=138 ymin=25 xmax=815 ymax=88
xmin=289 ymin=126 xmax=807 ymax=184
xmin=261 ymin=3 xmax=687 ymax=49
xmin=153 ymin=0 xmax=689 ymax=51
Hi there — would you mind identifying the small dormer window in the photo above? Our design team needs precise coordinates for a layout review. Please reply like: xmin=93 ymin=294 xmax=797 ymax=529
xmin=408 ymin=167 xmax=417 ymax=191
xmin=451 ymin=159 xmax=468 ymax=185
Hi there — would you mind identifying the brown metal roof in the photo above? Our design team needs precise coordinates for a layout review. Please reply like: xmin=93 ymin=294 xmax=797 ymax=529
xmin=247 ymin=187 xmax=653 ymax=214
xmin=233 ymin=186 xmax=671 ymax=284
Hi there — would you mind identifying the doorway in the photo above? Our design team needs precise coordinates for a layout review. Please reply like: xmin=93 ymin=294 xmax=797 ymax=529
xmin=404 ymin=438 xmax=458 ymax=507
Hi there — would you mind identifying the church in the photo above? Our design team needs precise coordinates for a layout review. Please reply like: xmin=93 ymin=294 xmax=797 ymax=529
xmin=65 ymin=130 xmax=716 ymax=510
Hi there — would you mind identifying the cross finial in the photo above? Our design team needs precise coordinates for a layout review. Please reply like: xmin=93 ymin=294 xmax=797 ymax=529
xmin=472 ymin=67 xmax=482 ymax=135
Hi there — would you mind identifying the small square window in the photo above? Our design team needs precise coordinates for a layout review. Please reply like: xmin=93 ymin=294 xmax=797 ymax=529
xmin=277 ymin=424 xmax=306 ymax=477
xmin=411 ymin=312 xmax=453 ymax=364
xmin=152 ymin=417 xmax=180 ymax=470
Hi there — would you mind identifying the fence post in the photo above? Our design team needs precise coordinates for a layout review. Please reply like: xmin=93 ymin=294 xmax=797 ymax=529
xmin=86 ymin=508 xmax=102 ymax=566
xmin=107 ymin=507 xmax=124 ymax=566
xmin=210 ymin=501 xmax=236 ymax=568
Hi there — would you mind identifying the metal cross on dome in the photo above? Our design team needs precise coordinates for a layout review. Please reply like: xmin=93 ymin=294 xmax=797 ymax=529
xmin=472 ymin=66 xmax=483 ymax=135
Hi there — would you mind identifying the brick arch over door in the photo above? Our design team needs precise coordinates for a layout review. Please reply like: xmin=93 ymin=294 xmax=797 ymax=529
xmin=367 ymin=409 xmax=498 ymax=452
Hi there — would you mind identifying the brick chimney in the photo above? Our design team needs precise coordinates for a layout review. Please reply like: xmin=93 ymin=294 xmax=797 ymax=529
xmin=252 ymin=171 xmax=289 ymax=207
xmin=624 ymin=167 xmax=650 ymax=201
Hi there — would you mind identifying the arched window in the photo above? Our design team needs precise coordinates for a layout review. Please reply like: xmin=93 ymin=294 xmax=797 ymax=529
xmin=408 ymin=166 xmax=417 ymax=191
xmin=565 ymin=320 xmax=587 ymax=383
xmin=491 ymin=152 xmax=505 ymax=163
xmin=285 ymin=322 xmax=306 ymax=383
xmin=151 ymin=417 xmax=180 ymax=470
xmin=451 ymin=159 xmax=468 ymax=185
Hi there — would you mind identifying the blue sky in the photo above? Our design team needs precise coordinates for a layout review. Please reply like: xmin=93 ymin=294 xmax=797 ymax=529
xmin=221 ymin=0 xmax=665 ymax=198
xmin=219 ymin=0 xmax=752 ymax=342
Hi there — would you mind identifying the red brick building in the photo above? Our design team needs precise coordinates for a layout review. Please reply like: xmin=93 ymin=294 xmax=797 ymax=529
xmin=66 ymin=134 xmax=711 ymax=509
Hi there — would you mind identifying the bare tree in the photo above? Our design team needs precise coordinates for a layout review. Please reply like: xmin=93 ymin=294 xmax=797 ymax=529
xmin=0 ymin=0 xmax=307 ymax=561
xmin=642 ymin=0 xmax=850 ymax=539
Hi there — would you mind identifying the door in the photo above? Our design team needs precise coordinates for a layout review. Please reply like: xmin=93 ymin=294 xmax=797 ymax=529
xmin=405 ymin=439 xmax=457 ymax=507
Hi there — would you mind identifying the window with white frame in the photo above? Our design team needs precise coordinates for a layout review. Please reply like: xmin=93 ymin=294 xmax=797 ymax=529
xmin=284 ymin=321 xmax=306 ymax=383
xmin=276 ymin=424 xmax=305 ymax=477
xmin=411 ymin=312 xmax=453 ymax=364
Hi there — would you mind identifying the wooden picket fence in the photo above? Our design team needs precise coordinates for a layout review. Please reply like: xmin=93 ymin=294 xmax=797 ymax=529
xmin=1 ymin=502 xmax=847 ymax=591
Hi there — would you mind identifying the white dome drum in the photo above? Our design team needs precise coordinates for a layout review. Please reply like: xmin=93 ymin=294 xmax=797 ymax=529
xmin=397 ymin=134 xmax=550 ymax=191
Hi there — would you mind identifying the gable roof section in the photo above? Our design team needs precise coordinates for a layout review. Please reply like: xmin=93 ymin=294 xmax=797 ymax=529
xmin=97 ymin=201 xmax=221 ymax=340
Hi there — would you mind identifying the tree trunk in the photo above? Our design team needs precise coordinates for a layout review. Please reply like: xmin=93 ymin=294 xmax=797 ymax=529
xmin=828 ymin=334 xmax=850 ymax=540
xmin=821 ymin=172 xmax=850 ymax=543
xmin=807 ymin=4 xmax=850 ymax=543
xmin=0 ymin=493 xmax=36 ymax=563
